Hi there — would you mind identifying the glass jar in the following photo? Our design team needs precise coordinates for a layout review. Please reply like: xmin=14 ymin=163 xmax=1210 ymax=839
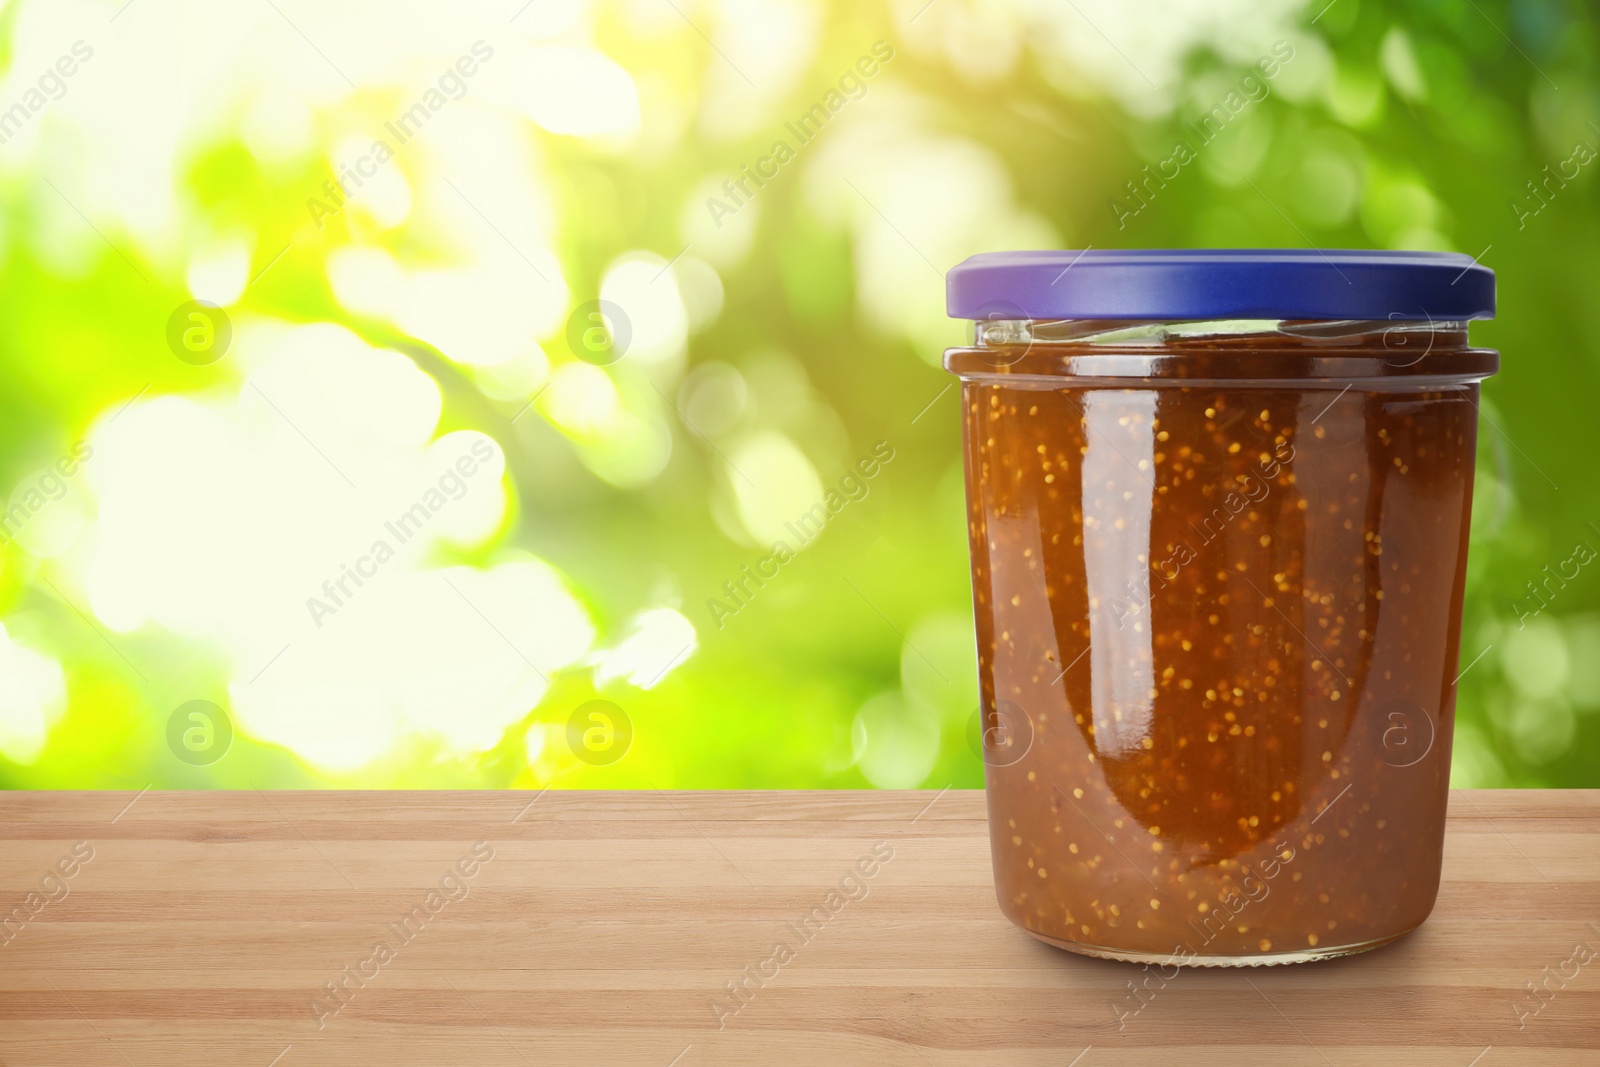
xmin=945 ymin=250 xmax=1497 ymax=966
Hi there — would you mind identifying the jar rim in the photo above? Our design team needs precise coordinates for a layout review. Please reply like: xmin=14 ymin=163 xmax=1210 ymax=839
xmin=971 ymin=317 xmax=1470 ymax=348
xmin=943 ymin=319 xmax=1498 ymax=381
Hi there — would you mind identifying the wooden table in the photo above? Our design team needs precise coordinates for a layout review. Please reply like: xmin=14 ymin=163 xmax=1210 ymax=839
xmin=1 ymin=790 xmax=1596 ymax=1066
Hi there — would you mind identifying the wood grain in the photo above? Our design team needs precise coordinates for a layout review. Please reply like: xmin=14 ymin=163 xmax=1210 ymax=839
xmin=0 ymin=789 xmax=1596 ymax=1066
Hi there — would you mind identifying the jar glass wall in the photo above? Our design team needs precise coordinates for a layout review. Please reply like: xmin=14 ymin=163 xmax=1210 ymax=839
xmin=947 ymin=316 xmax=1497 ymax=965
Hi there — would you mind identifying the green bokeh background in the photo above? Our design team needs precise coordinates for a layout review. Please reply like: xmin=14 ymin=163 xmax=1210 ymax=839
xmin=0 ymin=0 xmax=1595 ymax=789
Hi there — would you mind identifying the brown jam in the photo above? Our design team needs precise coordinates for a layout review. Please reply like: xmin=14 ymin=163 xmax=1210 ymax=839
xmin=948 ymin=323 xmax=1497 ymax=965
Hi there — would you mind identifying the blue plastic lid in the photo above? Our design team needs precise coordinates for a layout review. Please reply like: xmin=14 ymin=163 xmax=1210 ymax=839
xmin=946 ymin=249 xmax=1495 ymax=322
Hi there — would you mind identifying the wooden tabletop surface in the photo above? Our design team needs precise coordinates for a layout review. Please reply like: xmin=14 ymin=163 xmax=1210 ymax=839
xmin=0 ymin=789 xmax=1596 ymax=1066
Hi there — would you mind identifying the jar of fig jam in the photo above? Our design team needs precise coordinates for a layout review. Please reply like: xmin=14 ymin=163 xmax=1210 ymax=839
xmin=946 ymin=250 xmax=1497 ymax=966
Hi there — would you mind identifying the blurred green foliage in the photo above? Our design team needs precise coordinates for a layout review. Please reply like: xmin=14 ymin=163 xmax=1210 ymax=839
xmin=0 ymin=0 xmax=1596 ymax=789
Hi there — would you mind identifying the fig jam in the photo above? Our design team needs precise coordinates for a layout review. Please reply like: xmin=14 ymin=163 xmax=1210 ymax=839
xmin=947 ymin=310 xmax=1498 ymax=965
